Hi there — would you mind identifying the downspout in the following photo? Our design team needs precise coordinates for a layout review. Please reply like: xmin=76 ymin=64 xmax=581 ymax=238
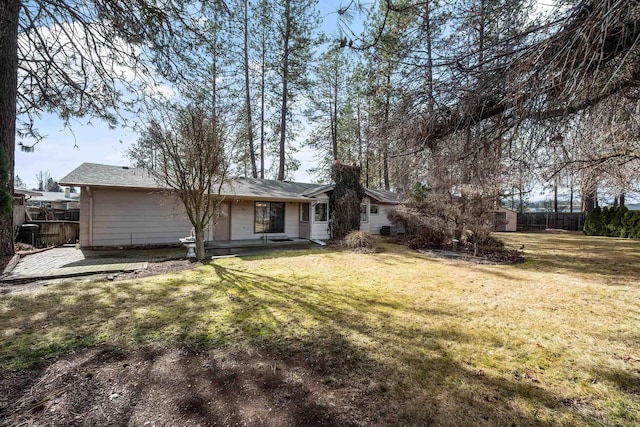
xmin=86 ymin=186 xmax=93 ymax=246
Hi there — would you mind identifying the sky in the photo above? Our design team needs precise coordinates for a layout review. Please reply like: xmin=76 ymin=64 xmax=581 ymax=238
xmin=14 ymin=1 xmax=356 ymax=190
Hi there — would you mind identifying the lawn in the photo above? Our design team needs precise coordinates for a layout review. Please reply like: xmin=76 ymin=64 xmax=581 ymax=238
xmin=1 ymin=232 xmax=639 ymax=426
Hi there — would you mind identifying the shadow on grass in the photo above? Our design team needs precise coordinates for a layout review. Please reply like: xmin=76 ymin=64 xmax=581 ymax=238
xmin=385 ymin=233 xmax=640 ymax=283
xmin=0 ymin=260 xmax=599 ymax=426
xmin=508 ymin=234 xmax=640 ymax=280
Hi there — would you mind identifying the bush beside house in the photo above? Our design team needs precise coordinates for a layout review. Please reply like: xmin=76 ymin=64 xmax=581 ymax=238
xmin=584 ymin=206 xmax=640 ymax=238
xmin=342 ymin=230 xmax=377 ymax=253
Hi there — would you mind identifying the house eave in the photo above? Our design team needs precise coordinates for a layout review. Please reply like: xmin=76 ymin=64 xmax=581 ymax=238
xmin=59 ymin=182 xmax=164 ymax=191
xmin=59 ymin=182 xmax=315 ymax=203
xmin=226 ymin=195 xmax=314 ymax=203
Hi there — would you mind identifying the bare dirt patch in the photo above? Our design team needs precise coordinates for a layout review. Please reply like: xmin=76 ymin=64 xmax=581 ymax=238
xmin=418 ymin=247 xmax=524 ymax=265
xmin=110 ymin=259 xmax=194 ymax=281
xmin=0 ymin=344 xmax=371 ymax=427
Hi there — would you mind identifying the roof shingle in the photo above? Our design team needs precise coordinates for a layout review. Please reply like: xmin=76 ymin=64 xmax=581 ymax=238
xmin=59 ymin=162 xmax=402 ymax=203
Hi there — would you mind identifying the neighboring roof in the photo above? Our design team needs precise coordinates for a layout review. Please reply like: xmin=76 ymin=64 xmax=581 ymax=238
xmin=59 ymin=162 xmax=402 ymax=203
xmin=29 ymin=192 xmax=77 ymax=203
xmin=14 ymin=188 xmax=42 ymax=197
xmin=626 ymin=203 xmax=640 ymax=211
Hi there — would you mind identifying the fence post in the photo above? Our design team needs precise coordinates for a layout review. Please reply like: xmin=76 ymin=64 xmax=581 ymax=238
xmin=59 ymin=223 xmax=64 ymax=245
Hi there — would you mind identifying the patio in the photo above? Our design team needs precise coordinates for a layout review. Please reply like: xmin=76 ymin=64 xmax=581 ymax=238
xmin=1 ymin=239 xmax=322 ymax=284
xmin=0 ymin=247 xmax=149 ymax=283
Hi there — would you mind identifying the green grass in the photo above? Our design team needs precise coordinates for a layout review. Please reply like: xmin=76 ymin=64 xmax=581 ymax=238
xmin=2 ymin=233 xmax=640 ymax=426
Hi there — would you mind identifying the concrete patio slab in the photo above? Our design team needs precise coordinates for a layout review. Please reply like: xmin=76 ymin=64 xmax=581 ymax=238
xmin=206 ymin=238 xmax=314 ymax=249
xmin=1 ymin=247 xmax=148 ymax=282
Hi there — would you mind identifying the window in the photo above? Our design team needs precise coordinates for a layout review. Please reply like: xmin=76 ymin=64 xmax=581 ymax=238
xmin=300 ymin=203 xmax=310 ymax=222
xmin=360 ymin=204 xmax=368 ymax=222
xmin=314 ymin=202 xmax=328 ymax=222
xmin=370 ymin=204 xmax=379 ymax=215
xmin=255 ymin=202 xmax=285 ymax=233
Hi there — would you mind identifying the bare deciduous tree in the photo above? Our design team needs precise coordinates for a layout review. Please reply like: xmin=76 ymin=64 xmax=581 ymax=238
xmin=134 ymin=105 xmax=228 ymax=261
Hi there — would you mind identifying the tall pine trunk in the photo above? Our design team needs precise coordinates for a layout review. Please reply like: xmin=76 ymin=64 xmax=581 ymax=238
xmin=0 ymin=1 xmax=20 ymax=257
xmin=382 ymin=73 xmax=390 ymax=190
xmin=259 ymin=18 xmax=266 ymax=179
xmin=277 ymin=0 xmax=291 ymax=181
xmin=243 ymin=0 xmax=257 ymax=178
xmin=331 ymin=69 xmax=338 ymax=160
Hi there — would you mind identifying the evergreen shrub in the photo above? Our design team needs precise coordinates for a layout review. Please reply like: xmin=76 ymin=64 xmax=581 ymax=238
xmin=584 ymin=206 xmax=640 ymax=238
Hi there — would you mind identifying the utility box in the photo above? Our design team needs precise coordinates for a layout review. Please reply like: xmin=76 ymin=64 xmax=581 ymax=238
xmin=380 ymin=226 xmax=398 ymax=236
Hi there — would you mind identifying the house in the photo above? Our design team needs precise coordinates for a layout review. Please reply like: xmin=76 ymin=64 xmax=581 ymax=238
xmin=59 ymin=163 xmax=402 ymax=247
xmin=27 ymin=191 xmax=79 ymax=210
xmin=493 ymin=206 xmax=518 ymax=232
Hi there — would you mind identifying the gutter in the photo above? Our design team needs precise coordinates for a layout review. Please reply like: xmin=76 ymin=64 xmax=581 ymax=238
xmin=86 ymin=186 xmax=93 ymax=246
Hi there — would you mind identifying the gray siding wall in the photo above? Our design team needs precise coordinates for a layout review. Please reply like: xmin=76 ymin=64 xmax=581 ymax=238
xmin=359 ymin=198 xmax=395 ymax=235
xmin=369 ymin=203 xmax=395 ymax=234
xmin=83 ymin=188 xmax=192 ymax=246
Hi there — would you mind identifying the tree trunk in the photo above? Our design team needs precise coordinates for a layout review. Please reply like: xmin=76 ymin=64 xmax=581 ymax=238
xmin=0 ymin=0 xmax=20 ymax=258
xmin=260 ymin=22 xmax=266 ymax=179
xmin=195 ymin=223 xmax=206 ymax=261
xmin=569 ymin=186 xmax=574 ymax=213
xmin=277 ymin=0 xmax=291 ymax=181
xmin=356 ymin=101 xmax=363 ymax=171
xmin=331 ymin=70 xmax=338 ymax=160
xmin=383 ymin=73 xmax=391 ymax=190
xmin=583 ymin=190 xmax=596 ymax=214
xmin=620 ymin=193 xmax=625 ymax=207
xmin=424 ymin=0 xmax=434 ymax=116
xmin=243 ymin=0 xmax=257 ymax=178
xmin=382 ymin=144 xmax=389 ymax=190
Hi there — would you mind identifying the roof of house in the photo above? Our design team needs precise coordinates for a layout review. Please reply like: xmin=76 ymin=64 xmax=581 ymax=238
xmin=364 ymin=188 xmax=403 ymax=204
xmin=60 ymin=163 xmax=403 ymax=204
xmin=29 ymin=191 xmax=77 ymax=203
xmin=59 ymin=162 xmax=161 ymax=189
xmin=223 ymin=177 xmax=326 ymax=201
xmin=14 ymin=188 xmax=43 ymax=197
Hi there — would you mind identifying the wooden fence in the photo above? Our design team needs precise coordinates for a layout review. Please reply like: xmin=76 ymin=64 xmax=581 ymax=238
xmin=27 ymin=208 xmax=80 ymax=221
xmin=517 ymin=212 xmax=586 ymax=232
xmin=28 ymin=221 xmax=80 ymax=247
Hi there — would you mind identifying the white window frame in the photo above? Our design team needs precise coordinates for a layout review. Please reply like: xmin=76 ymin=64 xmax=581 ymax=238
xmin=314 ymin=202 xmax=328 ymax=222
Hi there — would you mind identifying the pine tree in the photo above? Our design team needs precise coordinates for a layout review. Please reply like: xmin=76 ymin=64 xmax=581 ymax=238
xmin=273 ymin=0 xmax=320 ymax=180
xmin=304 ymin=47 xmax=352 ymax=178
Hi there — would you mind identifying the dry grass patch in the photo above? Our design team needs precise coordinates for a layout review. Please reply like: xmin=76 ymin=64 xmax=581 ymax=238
xmin=1 ymin=234 xmax=639 ymax=426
